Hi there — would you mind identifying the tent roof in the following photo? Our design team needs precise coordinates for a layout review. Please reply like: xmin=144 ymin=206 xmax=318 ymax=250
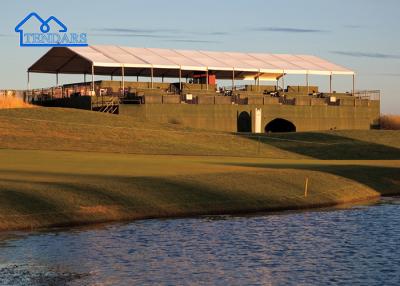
xmin=28 ymin=45 xmax=354 ymax=79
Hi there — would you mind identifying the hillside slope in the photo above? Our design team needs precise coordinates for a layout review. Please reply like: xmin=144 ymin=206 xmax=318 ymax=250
xmin=1 ymin=107 xmax=400 ymax=159
xmin=0 ymin=107 xmax=399 ymax=230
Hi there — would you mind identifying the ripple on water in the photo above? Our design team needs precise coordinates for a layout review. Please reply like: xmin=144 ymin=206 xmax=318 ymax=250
xmin=0 ymin=199 xmax=400 ymax=285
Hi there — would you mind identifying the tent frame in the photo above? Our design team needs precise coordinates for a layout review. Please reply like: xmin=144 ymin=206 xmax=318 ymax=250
xmin=26 ymin=46 xmax=356 ymax=95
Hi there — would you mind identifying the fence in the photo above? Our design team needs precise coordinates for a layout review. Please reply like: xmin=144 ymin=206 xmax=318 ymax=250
xmin=22 ymin=84 xmax=381 ymax=108
xmin=354 ymin=90 xmax=380 ymax=101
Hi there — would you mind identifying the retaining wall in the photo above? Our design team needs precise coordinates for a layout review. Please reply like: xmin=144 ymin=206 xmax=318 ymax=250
xmin=119 ymin=101 xmax=380 ymax=132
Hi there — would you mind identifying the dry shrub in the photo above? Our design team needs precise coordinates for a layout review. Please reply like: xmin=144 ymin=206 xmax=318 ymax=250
xmin=380 ymin=115 xmax=400 ymax=130
xmin=0 ymin=96 xmax=34 ymax=109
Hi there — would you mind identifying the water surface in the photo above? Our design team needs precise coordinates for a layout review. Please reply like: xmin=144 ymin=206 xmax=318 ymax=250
xmin=1 ymin=198 xmax=400 ymax=285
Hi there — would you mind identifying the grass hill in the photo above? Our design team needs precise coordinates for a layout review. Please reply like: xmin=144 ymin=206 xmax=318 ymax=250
xmin=1 ymin=107 xmax=400 ymax=159
xmin=0 ymin=107 xmax=399 ymax=230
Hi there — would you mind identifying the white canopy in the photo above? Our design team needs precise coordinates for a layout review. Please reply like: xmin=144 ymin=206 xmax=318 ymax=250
xmin=28 ymin=45 xmax=354 ymax=80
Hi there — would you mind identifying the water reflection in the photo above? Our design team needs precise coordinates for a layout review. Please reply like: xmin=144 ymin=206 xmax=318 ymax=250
xmin=1 ymin=199 xmax=400 ymax=285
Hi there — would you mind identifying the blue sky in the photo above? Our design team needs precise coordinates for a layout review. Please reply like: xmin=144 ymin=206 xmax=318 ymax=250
xmin=1 ymin=0 xmax=399 ymax=113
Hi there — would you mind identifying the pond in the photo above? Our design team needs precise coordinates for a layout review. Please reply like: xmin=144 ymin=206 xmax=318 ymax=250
xmin=1 ymin=198 xmax=400 ymax=285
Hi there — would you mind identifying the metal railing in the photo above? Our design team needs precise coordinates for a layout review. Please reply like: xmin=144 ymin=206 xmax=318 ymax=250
xmin=354 ymin=90 xmax=380 ymax=101
xmin=21 ymin=84 xmax=381 ymax=108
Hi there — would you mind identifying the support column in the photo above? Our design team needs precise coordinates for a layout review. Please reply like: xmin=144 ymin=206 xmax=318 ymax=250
xmin=329 ymin=74 xmax=332 ymax=93
xmin=352 ymin=74 xmax=355 ymax=96
xmin=137 ymin=75 xmax=139 ymax=82
xmin=151 ymin=67 xmax=154 ymax=89
xmin=306 ymin=72 xmax=309 ymax=94
xmin=121 ymin=66 xmax=125 ymax=97
xmin=282 ymin=73 xmax=285 ymax=95
xmin=206 ymin=68 xmax=209 ymax=90
xmin=56 ymin=73 xmax=59 ymax=86
xmin=111 ymin=74 xmax=113 ymax=81
xmin=84 ymin=73 xmax=86 ymax=96
xmin=232 ymin=69 xmax=235 ymax=91
xmin=27 ymin=71 xmax=30 ymax=91
xmin=179 ymin=67 xmax=182 ymax=91
xmin=91 ymin=64 xmax=94 ymax=95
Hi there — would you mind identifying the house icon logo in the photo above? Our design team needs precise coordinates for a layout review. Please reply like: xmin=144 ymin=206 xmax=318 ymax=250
xmin=15 ymin=12 xmax=88 ymax=47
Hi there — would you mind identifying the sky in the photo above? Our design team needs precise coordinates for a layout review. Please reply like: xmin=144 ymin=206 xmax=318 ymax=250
xmin=0 ymin=0 xmax=399 ymax=113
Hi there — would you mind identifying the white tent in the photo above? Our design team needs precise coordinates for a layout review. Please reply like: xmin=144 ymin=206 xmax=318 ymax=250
xmin=28 ymin=45 xmax=355 ymax=92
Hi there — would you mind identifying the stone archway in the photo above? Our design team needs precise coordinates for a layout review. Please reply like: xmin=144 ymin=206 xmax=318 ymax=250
xmin=237 ymin=111 xmax=251 ymax=132
xmin=265 ymin=118 xmax=296 ymax=133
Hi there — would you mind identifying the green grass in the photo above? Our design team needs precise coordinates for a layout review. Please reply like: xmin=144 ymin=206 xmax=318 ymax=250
xmin=0 ymin=107 xmax=399 ymax=230
xmin=0 ymin=150 xmax=385 ymax=230
xmin=2 ymin=107 xmax=400 ymax=159
xmin=255 ymin=131 xmax=400 ymax=159
xmin=0 ymin=107 xmax=296 ymax=158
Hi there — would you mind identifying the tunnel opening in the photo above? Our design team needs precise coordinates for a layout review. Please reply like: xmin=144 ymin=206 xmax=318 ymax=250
xmin=237 ymin=111 xmax=251 ymax=132
xmin=265 ymin=118 xmax=296 ymax=133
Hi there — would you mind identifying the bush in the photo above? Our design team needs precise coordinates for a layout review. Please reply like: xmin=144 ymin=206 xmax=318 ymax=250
xmin=0 ymin=95 xmax=33 ymax=109
xmin=380 ymin=115 xmax=400 ymax=130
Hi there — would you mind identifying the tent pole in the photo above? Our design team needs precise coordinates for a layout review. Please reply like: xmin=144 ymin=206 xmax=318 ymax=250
xmin=206 ymin=69 xmax=209 ymax=90
xmin=84 ymin=73 xmax=86 ymax=96
xmin=232 ymin=69 xmax=235 ymax=91
xmin=27 ymin=71 xmax=30 ymax=91
xmin=179 ymin=67 xmax=182 ymax=91
xmin=151 ymin=67 xmax=154 ymax=89
xmin=122 ymin=66 xmax=125 ymax=97
xmin=91 ymin=64 xmax=94 ymax=95
xmin=256 ymin=76 xmax=259 ymax=92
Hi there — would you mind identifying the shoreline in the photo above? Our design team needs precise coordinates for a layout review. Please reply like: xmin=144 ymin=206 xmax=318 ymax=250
xmin=0 ymin=194 xmax=381 ymax=232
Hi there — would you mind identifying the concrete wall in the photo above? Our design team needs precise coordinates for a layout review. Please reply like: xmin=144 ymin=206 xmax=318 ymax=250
xmin=119 ymin=101 xmax=380 ymax=132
